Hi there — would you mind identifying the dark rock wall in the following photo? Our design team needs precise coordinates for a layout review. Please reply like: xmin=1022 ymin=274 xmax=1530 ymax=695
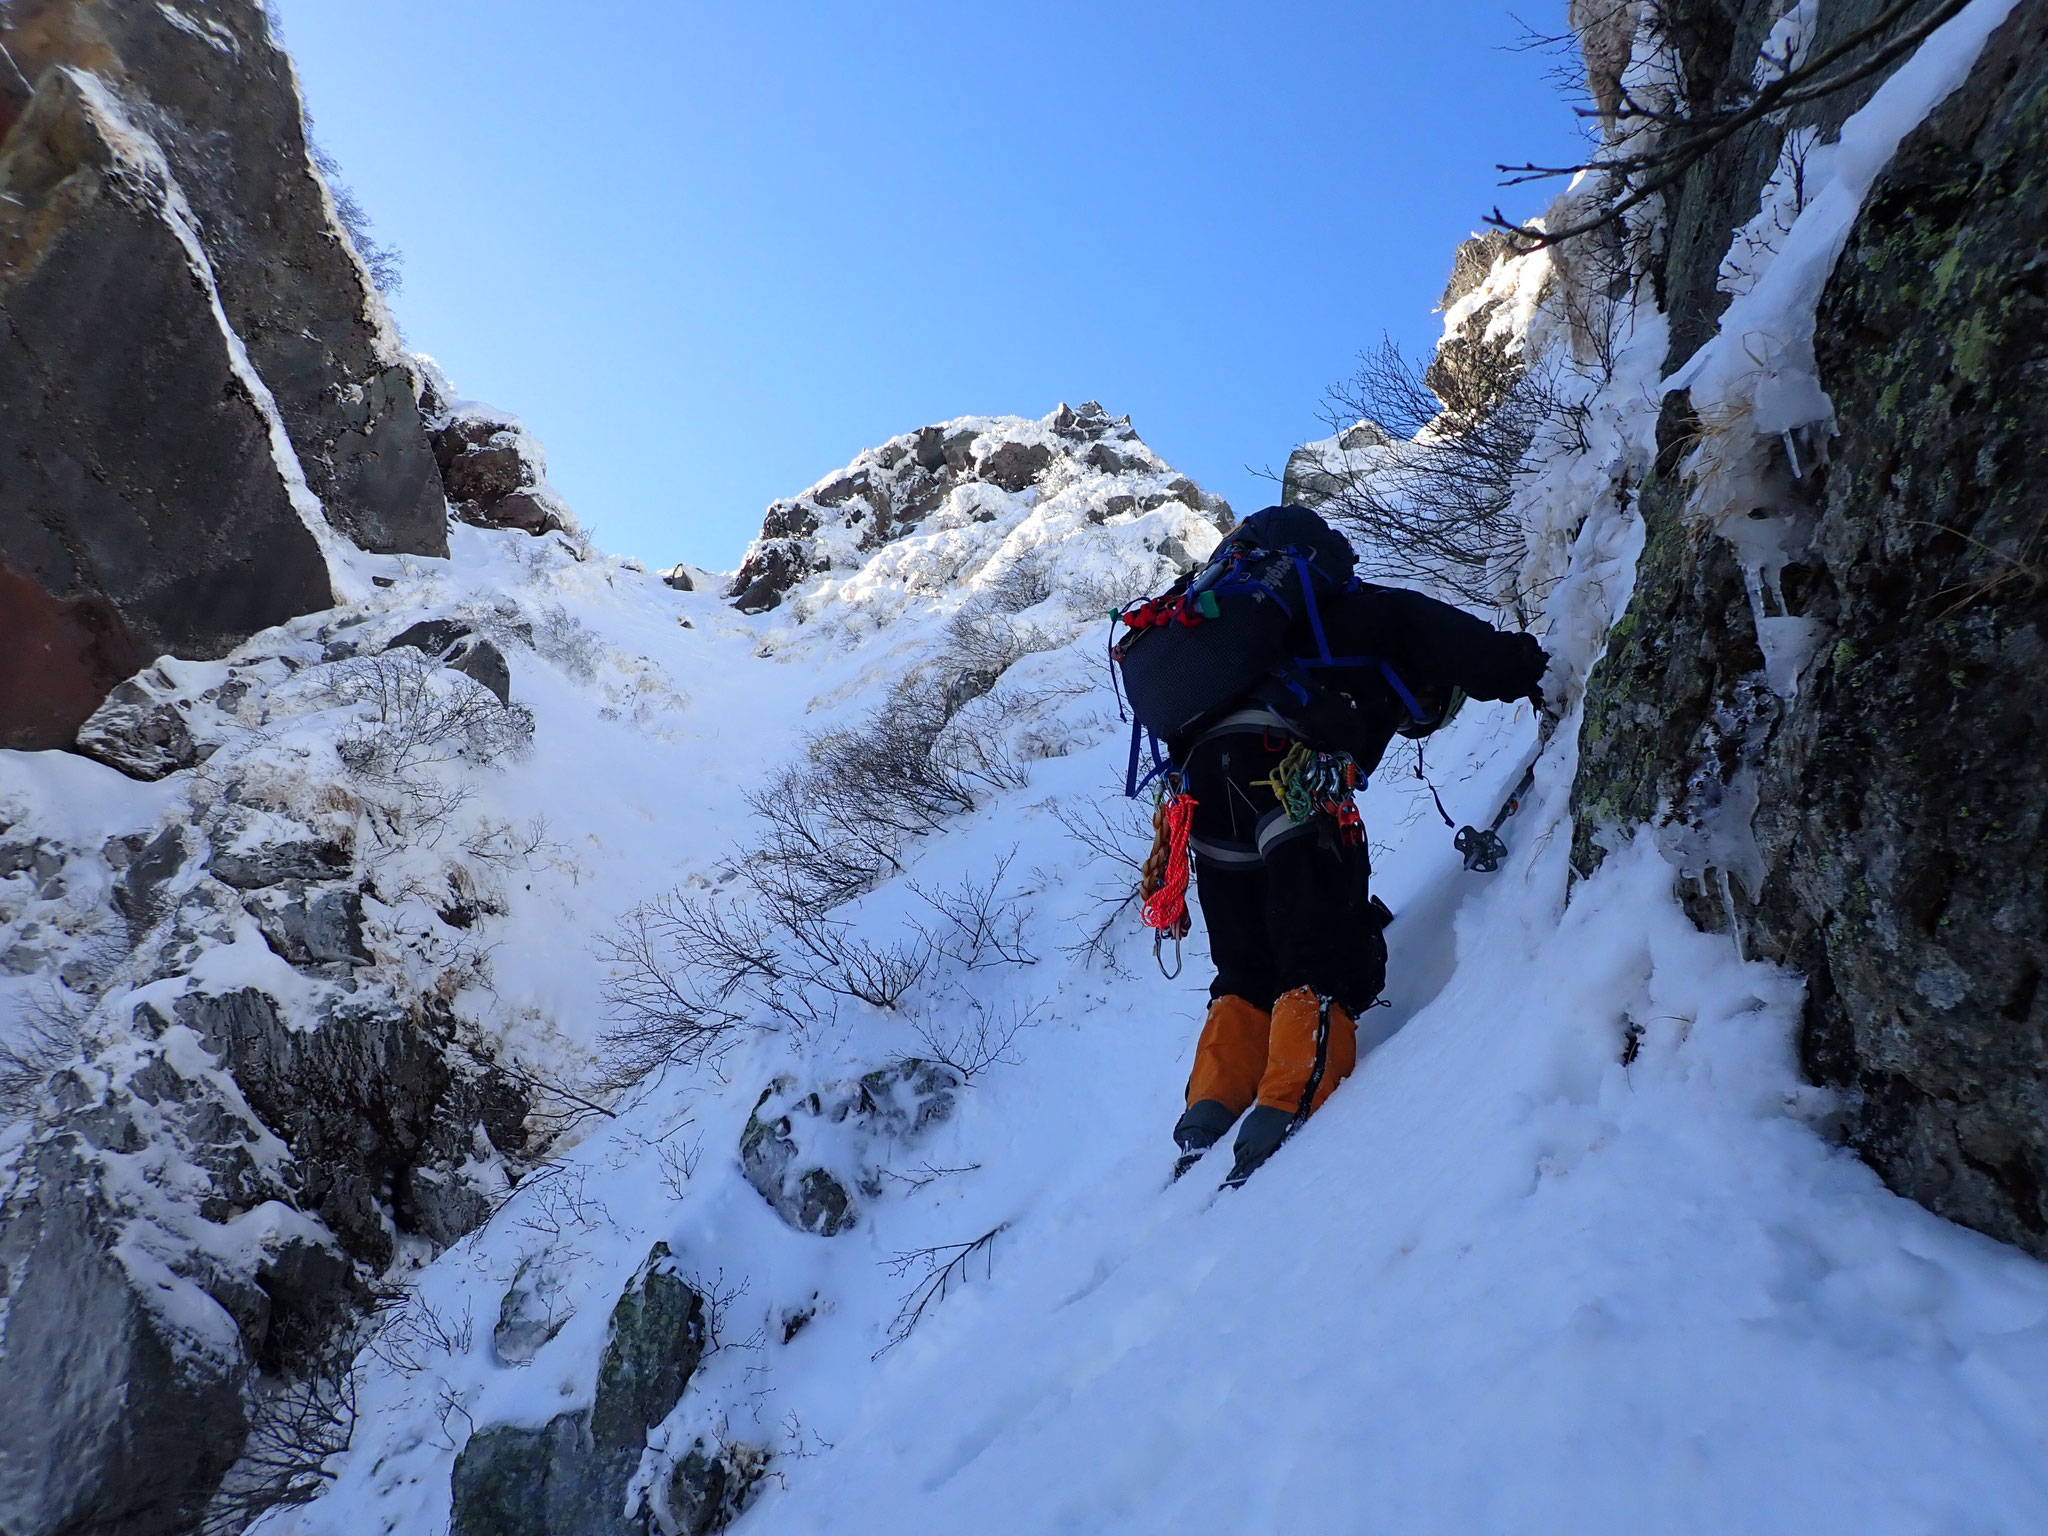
xmin=1651 ymin=0 xmax=1958 ymax=368
xmin=1 ymin=0 xmax=447 ymax=555
xmin=0 ymin=0 xmax=449 ymax=751
xmin=0 ymin=600 xmax=557 ymax=1534
xmin=0 ymin=1145 xmax=247 ymax=1536
xmin=0 ymin=68 xmax=334 ymax=749
xmin=1571 ymin=0 xmax=2048 ymax=1255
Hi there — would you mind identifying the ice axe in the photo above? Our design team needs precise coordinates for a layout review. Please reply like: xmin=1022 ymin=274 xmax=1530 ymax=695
xmin=1454 ymin=761 xmax=1537 ymax=873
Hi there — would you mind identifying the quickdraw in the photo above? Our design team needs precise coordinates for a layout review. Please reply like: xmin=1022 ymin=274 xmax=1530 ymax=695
xmin=1253 ymin=741 xmax=1366 ymax=843
xmin=1138 ymin=779 xmax=1198 ymax=977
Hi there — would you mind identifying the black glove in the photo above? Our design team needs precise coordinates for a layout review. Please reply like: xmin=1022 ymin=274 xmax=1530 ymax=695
xmin=1510 ymin=633 xmax=1550 ymax=707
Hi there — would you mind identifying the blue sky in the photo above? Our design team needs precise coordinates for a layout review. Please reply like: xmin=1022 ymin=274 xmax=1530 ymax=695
xmin=274 ymin=2 xmax=1590 ymax=570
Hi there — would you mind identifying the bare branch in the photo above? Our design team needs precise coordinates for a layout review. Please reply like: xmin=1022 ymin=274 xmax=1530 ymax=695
xmin=1489 ymin=0 xmax=1973 ymax=250
xmin=876 ymin=1223 xmax=1007 ymax=1354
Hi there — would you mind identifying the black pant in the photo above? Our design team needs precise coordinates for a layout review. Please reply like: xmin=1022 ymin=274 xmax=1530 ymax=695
xmin=1179 ymin=715 xmax=1387 ymax=1016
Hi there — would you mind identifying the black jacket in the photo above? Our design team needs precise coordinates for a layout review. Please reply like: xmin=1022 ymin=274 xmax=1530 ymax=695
xmin=1247 ymin=583 xmax=1546 ymax=775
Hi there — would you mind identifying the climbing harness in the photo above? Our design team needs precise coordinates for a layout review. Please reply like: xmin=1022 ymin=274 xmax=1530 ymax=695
xmin=1138 ymin=778 xmax=1198 ymax=977
xmin=1253 ymin=741 xmax=1366 ymax=845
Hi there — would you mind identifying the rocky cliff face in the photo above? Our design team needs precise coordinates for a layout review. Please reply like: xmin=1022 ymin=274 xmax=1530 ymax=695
xmin=1569 ymin=0 xmax=2048 ymax=1255
xmin=0 ymin=357 xmax=1219 ymax=1533
xmin=0 ymin=0 xmax=447 ymax=753
xmin=0 ymin=595 xmax=547 ymax=1535
xmin=727 ymin=400 xmax=1232 ymax=613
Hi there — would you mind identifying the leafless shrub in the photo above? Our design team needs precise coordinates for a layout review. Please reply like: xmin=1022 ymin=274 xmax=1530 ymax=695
xmin=982 ymin=555 xmax=1060 ymax=614
xmin=942 ymin=613 xmax=1027 ymax=712
xmin=365 ymin=1294 xmax=475 ymax=1379
xmin=599 ymin=675 xmax=1024 ymax=1089
xmin=309 ymin=139 xmax=403 ymax=295
xmin=430 ymin=1383 xmax=477 ymax=1453
xmin=1549 ymin=226 xmax=1635 ymax=387
xmin=1051 ymin=797 xmax=1146 ymax=873
xmin=460 ymin=815 xmax=554 ymax=870
xmin=597 ymin=886 xmax=932 ymax=1089
xmin=815 ymin=930 xmax=928 ymax=1010
xmin=595 ymin=895 xmax=772 ymax=1089
xmin=681 ymin=1268 xmax=750 ymax=1354
xmin=746 ymin=769 xmax=890 ymax=910
xmin=912 ymin=854 xmax=1036 ymax=969
xmin=656 ymin=1125 xmax=703 ymax=1201
xmin=0 ymin=982 xmax=87 ymax=1115
xmin=877 ymin=1223 xmax=1007 ymax=1354
xmin=1067 ymin=562 xmax=1167 ymax=619
xmin=1050 ymin=796 xmax=1150 ymax=974
xmin=1297 ymin=336 xmax=1588 ymax=607
xmin=1063 ymin=892 xmax=1137 ymax=975
xmin=533 ymin=604 xmax=602 ymax=683
xmin=508 ymin=1164 xmax=612 ymax=1244
xmin=56 ymin=922 xmax=135 ymax=998
xmin=448 ymin=1036 xmax=614 ymax=1144
xmin=808 ymin=682 xmax=979 ymax=834
xmin=910 ymin=997 xmax=1038 ymax=1084
xmin=325 ymin=652 xmax=534 ymax=801
xmin=776 ymin=1411 xmax=836 ymax=1459
xmin=201 ymin=1335 xmax=358 ymax=1534
xmin=937 ymin=558 xmax=1064 ymax=709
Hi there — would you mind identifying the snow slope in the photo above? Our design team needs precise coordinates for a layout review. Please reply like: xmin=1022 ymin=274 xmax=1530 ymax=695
xmin=11 ymin=1 xmax=2047 ymax=1528
xmin=263 ymin=506 xmax=2048 ymax=1535
xmin=285 ymin=236 xmax=2045 ymax=1536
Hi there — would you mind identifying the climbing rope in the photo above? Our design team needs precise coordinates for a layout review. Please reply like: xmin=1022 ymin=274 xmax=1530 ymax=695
xmin=1139 ymin=782 xmax=1197 ymax=975
xmin=1254 ymin=742 xmax=1366 ymax=844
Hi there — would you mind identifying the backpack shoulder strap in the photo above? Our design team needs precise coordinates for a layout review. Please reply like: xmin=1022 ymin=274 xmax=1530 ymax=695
xmin=1125 ymin=718 xmax=1174 ymax=798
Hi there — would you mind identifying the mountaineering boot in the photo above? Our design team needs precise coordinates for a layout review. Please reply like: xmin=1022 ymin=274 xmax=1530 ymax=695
xmin=1222 ymin=987 xmax=1356 ymax=1187
xmin=1173 ymin=1100 xmax=1238 ymax=1180
xmin=1172 ymin=994 xmax=1270 ymax=1179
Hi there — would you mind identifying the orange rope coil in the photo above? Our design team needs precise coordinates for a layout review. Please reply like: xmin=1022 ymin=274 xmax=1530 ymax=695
xmin=1139 ymin=788 xmax=1197 ymax=940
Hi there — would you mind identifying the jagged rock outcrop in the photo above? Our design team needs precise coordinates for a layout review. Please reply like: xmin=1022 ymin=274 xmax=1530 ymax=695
xmin=0 ymin=0 xmax=448 ymax=753
xmin=0 ymin=596 xmax=558 ymax=1532
xmin=418 ymin=364 xmax=582 ymax=540
xmin=727 ymin=400 xmax=1233 ymax=613
xmin=1282 ymin=420 xmax=1392 ymax=509
xmin=1569 ymin=0 xmax=2048 ymax=1255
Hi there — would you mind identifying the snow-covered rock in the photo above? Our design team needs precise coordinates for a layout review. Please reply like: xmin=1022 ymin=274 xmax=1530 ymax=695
xmin=418 ymin=359 xmax=585 ymax=543
xmin=7 ymin=4 xmax=2048 ymax=1535
xmin=0 ymin=390 xmax=1225 ymax=1530
xmin=728 ymin=400 xmax=1232 ymax=613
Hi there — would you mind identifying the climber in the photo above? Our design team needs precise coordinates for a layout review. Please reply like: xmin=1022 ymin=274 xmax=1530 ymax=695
xmin=1115 ymin=505 xmax=1548 ymax=1186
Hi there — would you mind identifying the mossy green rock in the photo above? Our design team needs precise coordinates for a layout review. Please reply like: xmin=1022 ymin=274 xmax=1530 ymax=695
xmin=591 ymin=1245 xmax=707 ymax=1452
xmin=1572 ymin=1 xmax=2048 ymax=1255
xmin=451 ymin=1244 xmax=706 ymax=1536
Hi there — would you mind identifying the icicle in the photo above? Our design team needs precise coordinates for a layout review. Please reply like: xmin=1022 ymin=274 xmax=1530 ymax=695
xmin=1716 ymin=867 xmax=1745 ymax=963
